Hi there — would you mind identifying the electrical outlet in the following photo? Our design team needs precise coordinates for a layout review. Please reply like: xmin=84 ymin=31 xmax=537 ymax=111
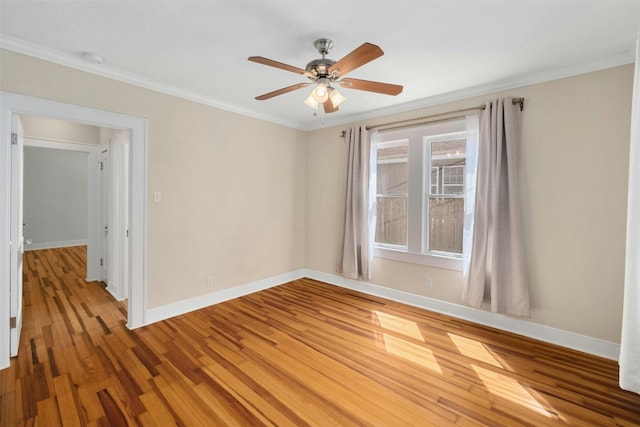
xmin=207 ymin=276 xmax=214 ymax=288
xmin=424 ymin=276 xmax=433 ymax=288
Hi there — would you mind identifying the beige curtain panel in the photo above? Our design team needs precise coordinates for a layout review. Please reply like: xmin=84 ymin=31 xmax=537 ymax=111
xmin=338 ymin=125 xmax=373 ymax=280
xmin=463 ymin=97 xmax=530 ymax=316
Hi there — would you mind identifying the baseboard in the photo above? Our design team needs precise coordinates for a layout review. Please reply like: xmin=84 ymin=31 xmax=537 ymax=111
xmin=25 ymin=240 xmax=87 ymax=251
xmin=303 ymin=269 xmax=621 ymax=361
xmin=144 ymin=269 xmax=308 ymax=325
xmin=142 ymin=267 xmax=620 ymax=361
xmin=105 ymin=283 xmax=125 ymax=302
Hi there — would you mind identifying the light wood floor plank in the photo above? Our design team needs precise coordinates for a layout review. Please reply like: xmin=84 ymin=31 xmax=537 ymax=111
xmin=0 ymin=246 xmax=638 ymax=426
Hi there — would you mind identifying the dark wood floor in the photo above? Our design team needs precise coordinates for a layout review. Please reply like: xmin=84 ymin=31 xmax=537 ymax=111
xmin=1 ymin=246 xmax=639 ymax=426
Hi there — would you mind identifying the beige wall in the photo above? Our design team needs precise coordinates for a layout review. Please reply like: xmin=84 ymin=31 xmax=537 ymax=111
xmin=20 ymin=114 xmax=101 ymax=144
xmin=1 ymin=49 xmax=307 ymax=309
xmin=2 ymin=49 xmax=633 ymax=343
xmin=306 ymin=65 xmax=633 ymax=343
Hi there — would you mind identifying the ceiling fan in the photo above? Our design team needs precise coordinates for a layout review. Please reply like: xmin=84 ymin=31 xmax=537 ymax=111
xmin=248 ymin=38 xmax=403 ymax=113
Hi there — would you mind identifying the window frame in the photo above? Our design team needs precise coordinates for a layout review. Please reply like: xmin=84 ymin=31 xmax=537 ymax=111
xmin=373 ymin=120 xmax=473 ymax=271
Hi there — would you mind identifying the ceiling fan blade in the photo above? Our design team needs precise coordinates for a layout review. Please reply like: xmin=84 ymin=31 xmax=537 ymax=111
xmin=323 ymin=97 xmax=339 ymax=114
xmin=328 ymin=42 xmax=384 ymax=77
xmin=255 ymin=83 xmax=310 ymax=100
xmin=340 ymin=78 xmax=403 ymax=96
xmin=248 ymin=56 xmax=310 ymax=76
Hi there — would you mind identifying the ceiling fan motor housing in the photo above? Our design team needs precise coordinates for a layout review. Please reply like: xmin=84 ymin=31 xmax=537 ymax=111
xmin=305 ymin=38 xmax=338 ymax=81
xmin=305 ymin=58 xmax=336 ymax=80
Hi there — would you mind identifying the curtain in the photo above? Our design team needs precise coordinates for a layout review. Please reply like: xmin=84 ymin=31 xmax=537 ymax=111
xmin=620 ymin=34 xmax=640 ymax=395
xmin=463 ymin=114 xmax=480 ymax=280
xmin=338 ymin=125 xmax=375 ymax=280
xmin=463 ymin=98 xmax=529 ymax=316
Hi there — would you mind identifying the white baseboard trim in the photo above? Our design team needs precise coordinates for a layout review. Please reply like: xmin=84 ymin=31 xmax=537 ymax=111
xmin=105 ymin=284 xmax=126 ymax=302
xmin=141 ymin=267 xmax=620 ymax=361
xmin=303 ymin=269 xmax=621 ymax=361
xmin=25 ymin=240 xmax=87 ymax=251
xmin=144 ymin=269 xmax=307 ymax=325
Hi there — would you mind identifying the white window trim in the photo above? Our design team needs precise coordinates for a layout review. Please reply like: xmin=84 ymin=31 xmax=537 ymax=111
xmin=373 ymin=122 xmax=471 ymax=271
xmin=373 ymin=247 xmax=463 ymax=270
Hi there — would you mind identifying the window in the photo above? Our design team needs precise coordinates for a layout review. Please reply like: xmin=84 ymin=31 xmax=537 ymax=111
xmin=373 ymin=116 xmax=478 ymax=270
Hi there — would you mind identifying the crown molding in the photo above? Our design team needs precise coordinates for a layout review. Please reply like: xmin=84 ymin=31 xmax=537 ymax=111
xmin=1 ymin=35 xmax=634 ymax=133
xmin=0 ymin=35 xmax=305 ymax=130
xmin=316 ymin=44 xmax=636 ymax=131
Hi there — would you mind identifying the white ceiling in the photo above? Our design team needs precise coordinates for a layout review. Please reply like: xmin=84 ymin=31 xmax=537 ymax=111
xmin=1 ymin=1 xmax=639 ymax=130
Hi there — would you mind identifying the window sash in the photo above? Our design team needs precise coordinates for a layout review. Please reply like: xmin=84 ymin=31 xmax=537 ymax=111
xmin=373 ymin=121 xmax=472 ymax=268
xmin=423 ymin=132 xmax=467 ymax=257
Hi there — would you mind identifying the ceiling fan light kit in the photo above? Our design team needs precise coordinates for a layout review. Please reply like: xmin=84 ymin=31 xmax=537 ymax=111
xmin=249 ymin=38 xmax=403 ymax=114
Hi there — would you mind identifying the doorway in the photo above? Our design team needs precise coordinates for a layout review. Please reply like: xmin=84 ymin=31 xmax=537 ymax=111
xmin=20 ymin=116 xmax=130 ymax=301
xmin=0 ymin=91 xmax=147 ymax=370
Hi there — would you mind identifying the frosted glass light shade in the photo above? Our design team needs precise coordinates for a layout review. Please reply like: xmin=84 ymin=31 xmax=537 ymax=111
xmin=312 ymin=83 xmax=329 ymax=103
xmin=304 ymin=94 xmax=319 ymax=109
xmin=329 ymin=88 xmax=346 ymax=107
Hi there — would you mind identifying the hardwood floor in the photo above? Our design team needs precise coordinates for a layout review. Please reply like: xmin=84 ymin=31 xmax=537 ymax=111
xmin=1 ymin=246 xmax=639 ymax=426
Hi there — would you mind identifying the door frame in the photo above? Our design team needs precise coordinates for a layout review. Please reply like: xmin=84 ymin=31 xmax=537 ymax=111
xmin=99 ymin=148 xmax=110 ymax=286
xmin=0 ymin=91 xmax=148 ymax=370
xmin=9 ymin=115 xmax=23 ymax=357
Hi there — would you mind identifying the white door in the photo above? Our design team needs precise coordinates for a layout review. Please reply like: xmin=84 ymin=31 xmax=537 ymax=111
xmin=107 ymin=137 xmax=129 ymax=300
xmin=9 ymin=115 xmax=24 ymax=357
xmin=100 ymin=149 xmax=109 ymax=283
xmin=120 ymin=141 xmax=129 ymax=299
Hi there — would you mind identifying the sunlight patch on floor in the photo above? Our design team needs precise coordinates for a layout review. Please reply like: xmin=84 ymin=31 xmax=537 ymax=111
xmin=472 ymin=365 xmax=552 ymax=417
xmin=448 ymin=333 xmax=501 ymax=368
xmin=381 ymin=333 xmax=442 ymax=373
xmin=374 ymin=311 xmax=424 ymax=341
xmin=373 ymin=311 xmax=442 ymax=373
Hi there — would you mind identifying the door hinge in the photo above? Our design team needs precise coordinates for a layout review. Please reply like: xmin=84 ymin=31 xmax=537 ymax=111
xmin=100 ymin=258 xmax=103 ymax=266
xmin=100 ymin=162 xmax=104 ymax=171
xmin=10 ymin=317 xmax=16 ymax=328
xmin=126 ymin=229 xmax=129 ymax=238
xmin=11 ymin=133 xmax=18 ymax=145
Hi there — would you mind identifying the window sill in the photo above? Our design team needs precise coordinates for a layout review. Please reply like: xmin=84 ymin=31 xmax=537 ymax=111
xmin=373 ymin=247 xmax=463 ymax=271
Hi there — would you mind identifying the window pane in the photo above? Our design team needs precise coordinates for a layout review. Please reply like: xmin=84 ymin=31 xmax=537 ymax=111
xmin=431 ymin=167 xmax=439 ymax=194
xmin=428 ymin=197 xmax=464 ymax=254
xmin=376 ymin=196 xmax=407 ymax=246
xmin=377 ymin=162 xmax=408 ymax=195
xmin=378 ymin=144 xmax=408 ymax=161
xmin=377 ymin=144 xmax=408 ymax=195
xmin=442 ymin=165 xmax=465 ymax=195
xmin=430 ymin=139 xmax=466 ymax=195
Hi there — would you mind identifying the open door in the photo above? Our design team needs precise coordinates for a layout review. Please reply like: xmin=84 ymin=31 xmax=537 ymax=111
xmin=9 ymin=114 xmax=24 ymax=357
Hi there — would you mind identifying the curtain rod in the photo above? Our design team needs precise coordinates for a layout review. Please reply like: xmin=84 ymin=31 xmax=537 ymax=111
xmin=339 ymin=97 xmax=524 ymax=137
